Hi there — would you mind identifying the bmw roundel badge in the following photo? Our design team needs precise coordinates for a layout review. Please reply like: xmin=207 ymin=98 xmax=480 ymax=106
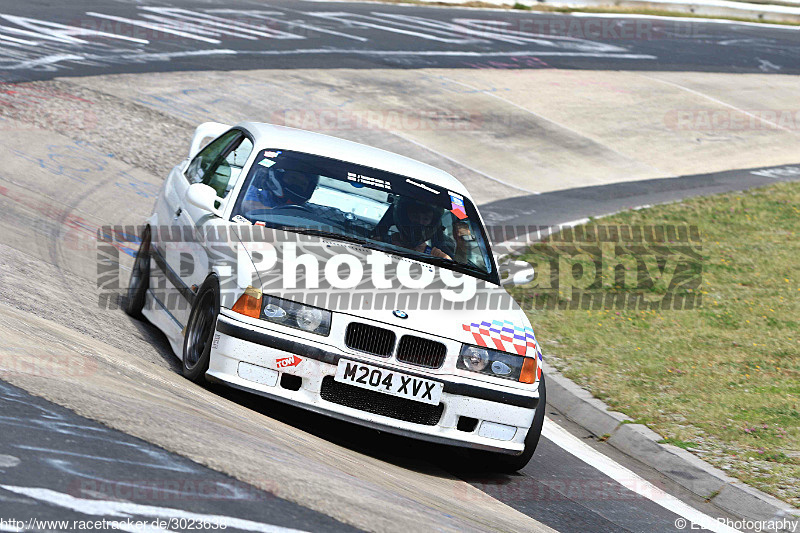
xmin=393 ymin=310 xmax=408 ymax=319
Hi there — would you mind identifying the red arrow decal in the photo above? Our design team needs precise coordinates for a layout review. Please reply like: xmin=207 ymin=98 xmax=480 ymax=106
xmin=276 ymin=355 xmax=302 ymax=368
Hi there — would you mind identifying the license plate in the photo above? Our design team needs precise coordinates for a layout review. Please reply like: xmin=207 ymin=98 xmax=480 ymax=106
xmin=334 ymin=359 xmax=443 ymax=406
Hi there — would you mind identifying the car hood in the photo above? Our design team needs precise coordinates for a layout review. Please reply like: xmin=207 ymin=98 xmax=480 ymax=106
xmin=236 ymin=231 xmax=538 ymax=353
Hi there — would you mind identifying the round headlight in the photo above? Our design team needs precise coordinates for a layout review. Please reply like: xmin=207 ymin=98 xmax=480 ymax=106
xmin=491 ymin=360 xmax=512 ymax=376
xmin=462 ymin=346 xmax=489 ymax=372
xmin=263 ymin=304 xmax=287 ymax=320
xmin=296 ymin=307 xmax=323 ymax=332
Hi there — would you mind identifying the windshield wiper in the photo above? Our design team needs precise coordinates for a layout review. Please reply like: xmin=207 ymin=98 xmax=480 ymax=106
xmin=380 ymin=247 xmax=488 ymax=277
xmin=416 ymin=253 xmax=487 ymax=275
xmin=281 ymin=227 xmax=371 ymax=247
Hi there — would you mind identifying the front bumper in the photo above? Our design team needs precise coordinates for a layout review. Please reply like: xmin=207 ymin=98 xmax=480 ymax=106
xmin=208 ymin=311 xmax=540 ymax=454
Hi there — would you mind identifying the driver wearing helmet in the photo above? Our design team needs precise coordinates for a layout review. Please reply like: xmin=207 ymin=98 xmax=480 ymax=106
xmin=390 ymin=197 xmax=452 ymax=259
xmin=241 ymin=166 xmax=318 ymax=213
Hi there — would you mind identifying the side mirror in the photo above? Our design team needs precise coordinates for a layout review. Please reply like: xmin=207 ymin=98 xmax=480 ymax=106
xmin=186 ymin=183 xmax=223 ymax=218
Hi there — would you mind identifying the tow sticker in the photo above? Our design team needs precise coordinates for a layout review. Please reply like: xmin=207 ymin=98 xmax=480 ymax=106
xmin=449 ymin=192 xmax=467 ymax=220
xmin=276 ymin=355 xmax=302 ymax=368
xmin=258 ymin=159 xmax=276 ymax=168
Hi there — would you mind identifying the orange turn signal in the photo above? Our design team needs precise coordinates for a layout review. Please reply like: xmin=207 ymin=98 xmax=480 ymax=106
xmin=519 ymin=357 xmax=538 ymax=384
xmin=232 ymin=286 xmax=262 ymax=318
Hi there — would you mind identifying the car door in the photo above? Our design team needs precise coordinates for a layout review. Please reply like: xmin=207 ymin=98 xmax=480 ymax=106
xmin=151 ymin=130 xmax=238 ymax=325
xmin=169 ymin=130 xmax=253 ymax=326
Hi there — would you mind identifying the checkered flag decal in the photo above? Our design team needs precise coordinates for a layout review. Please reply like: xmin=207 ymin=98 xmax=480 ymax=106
xmin=462 ymin=320 xmax=543 ymax=380
xmin=462 ymin=320 xmax=539 ymax=355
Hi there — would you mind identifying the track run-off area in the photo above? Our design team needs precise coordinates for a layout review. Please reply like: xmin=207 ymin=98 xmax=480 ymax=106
xmin=1 ymin=1 xmax=799 ymax=532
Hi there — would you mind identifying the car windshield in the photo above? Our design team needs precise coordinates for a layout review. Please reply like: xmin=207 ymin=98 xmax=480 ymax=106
xmin=231 ymin=149 xmax=497 ymax=283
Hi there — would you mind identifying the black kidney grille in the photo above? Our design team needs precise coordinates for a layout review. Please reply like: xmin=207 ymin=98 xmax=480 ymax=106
xmin=344 ymin=322 xmax=395 ymax=357
xmin=396 ymin=336 xmax=447 ymax=369
xmin=320 ymin=376 xmax=444 ymax=426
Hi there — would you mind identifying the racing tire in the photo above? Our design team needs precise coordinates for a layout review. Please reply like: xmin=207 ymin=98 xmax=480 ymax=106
xmin=182 ymin=276 xmax=220 ymax=383
xmin=124 ymin=226 xmax=151 ymax=319
xmin=476 ymin=374 xmax=546 ymax=473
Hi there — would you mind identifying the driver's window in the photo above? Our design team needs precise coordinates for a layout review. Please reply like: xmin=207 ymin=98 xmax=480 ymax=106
xmin=212 ymin=137 xmax=253 ymax=198
xmin=185 ymin=130 xmax=238 ymax=184
xmin=185 ymin=131 xmax=253 ymax=199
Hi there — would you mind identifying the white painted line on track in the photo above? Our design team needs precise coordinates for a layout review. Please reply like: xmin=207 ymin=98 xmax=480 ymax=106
xmin=208 ymin=6 xmax=373 ymax=42
xmin=116 ymin=50 xmax=238 ymax=61
xmin=0 ymin=33 xmax=38 ymax=46
xmin=244 ymin=49 xmax=657 ymax=58
xmin=542 ymin=418 xmax=743 ymax=533
xmin=85 ymin=12 xmax=222 ymax=44
xmin=1 ymin=485 xmax=309 ymax=533
xmin=640 ymin=74 xmax=799 ymax=134
xmin=2 ymin=48 xmax=655 ymax=71
xmin=389 ymin=130 xmax=539 ymax=194
xmin=5 ymin=54 xmax=86 ymax=70
xmin=439 ymin=75 xmax=670 ymax=177
xmin=2 ymin=51 xmax=238 ymax=70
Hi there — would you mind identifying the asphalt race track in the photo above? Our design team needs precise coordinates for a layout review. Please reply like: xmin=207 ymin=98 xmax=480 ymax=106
xmin=1 ymin=1 xmax=798 ymax=532
xmin=1 ymin=0 xmax=800 ymax=81
xmin=0 ymin=381 xmax=360 ymax=533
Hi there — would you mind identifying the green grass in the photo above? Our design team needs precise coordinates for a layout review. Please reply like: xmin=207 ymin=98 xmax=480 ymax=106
xmin=510 ymin=181 xmax=800 ymax=506
xmin=658 ymin=438 xmax=700 ymax=449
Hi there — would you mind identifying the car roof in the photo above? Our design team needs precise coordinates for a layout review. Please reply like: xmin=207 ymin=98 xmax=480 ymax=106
xmin=238 ymin=122 xmax=471 ymax=198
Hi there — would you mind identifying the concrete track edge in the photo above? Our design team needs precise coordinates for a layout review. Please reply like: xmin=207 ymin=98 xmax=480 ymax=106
xmin=411 ymin=0 xmax=800 ymax=24
xmin=544 ymin=362 xmax=799 ymax=529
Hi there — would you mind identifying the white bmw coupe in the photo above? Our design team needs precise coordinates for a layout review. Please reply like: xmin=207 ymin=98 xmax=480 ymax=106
xmin=125 ymin=122 xmax=545 ymax=471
